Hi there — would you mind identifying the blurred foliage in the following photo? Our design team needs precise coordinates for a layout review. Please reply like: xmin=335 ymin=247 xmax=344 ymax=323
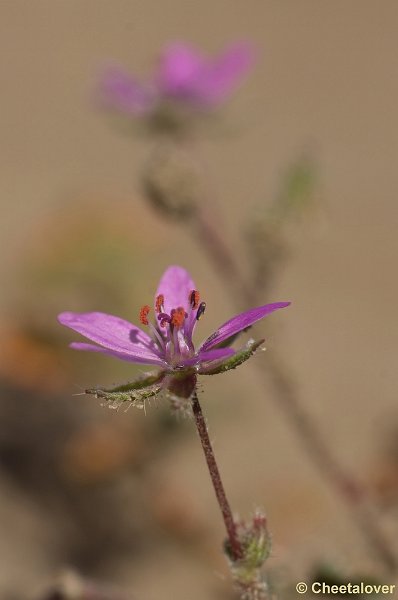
xmin=4 ymin=197 xmax=170 ymax=384
xmin=0 ymin=195 xmax=210 ymax=592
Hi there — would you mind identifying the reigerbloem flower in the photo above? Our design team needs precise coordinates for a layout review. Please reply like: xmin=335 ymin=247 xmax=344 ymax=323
xmin=58 ymin=265 xmax=289 ymax=407
xmin=98 ymin=41 xmax=254 ymax=118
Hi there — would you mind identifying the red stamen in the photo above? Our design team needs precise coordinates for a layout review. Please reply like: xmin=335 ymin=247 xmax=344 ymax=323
xmin=189 ymin=290 xmax=200 ymax=309
xmin=155 ymin=294 xmax=164 ymax=314
xmin=170 ymin=306 xmax=186 ymax=328
xmin=139 ymin=305 xmax=150 ymax=326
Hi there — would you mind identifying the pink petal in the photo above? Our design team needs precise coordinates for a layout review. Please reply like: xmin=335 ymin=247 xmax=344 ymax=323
xmin=157 ymin=42 xmax=204 ymax=96
xmin=157 ymin=41 xmax=254 ymax=107
xmin=178 ymin=347 xmax=235 ymax=367
xmin=200 ymin=302 xmax=290 ymax=352
xmin=58 ymin=311 xmax=163 ymax=364
xmin=199 ymin=42 xmax=255 ymax=105
xmin=98 ymin=66 xmax=155 ymax=114
xmin=154 ymin=265 xmax=196 ymax=315
xmin=70 ymin=343 xmax=167 ymax=366
xmin=197 ymin=347 xmax=235 ymax=363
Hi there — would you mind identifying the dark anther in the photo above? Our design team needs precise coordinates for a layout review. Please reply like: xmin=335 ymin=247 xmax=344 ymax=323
xmin=189 ymin=290 xmax=200 ymax=309
xmin=196 ymin=302 xmax=206 ymax=320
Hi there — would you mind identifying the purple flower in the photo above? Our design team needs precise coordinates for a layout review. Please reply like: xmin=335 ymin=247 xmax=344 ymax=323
xmin=156 ymin=41 xmax=254 ymax=107
xmin=58 ymin=266 xmax=289 ymax=404
xmin=98 ymin=42 xmax=254 ymax=117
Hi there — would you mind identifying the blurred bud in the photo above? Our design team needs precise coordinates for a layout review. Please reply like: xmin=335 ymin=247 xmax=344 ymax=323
xmin=271 ymin=154 xmax=318 ymax=225
xmin=142 ymin=145 xmax=202 ymax=220
xmin=246 ymin=155 xmax=318 ymax=298
xmin=224 ymin=510 xmax=272 ymax=600
xmin=245 ymin=218 xmax=287 ymax=298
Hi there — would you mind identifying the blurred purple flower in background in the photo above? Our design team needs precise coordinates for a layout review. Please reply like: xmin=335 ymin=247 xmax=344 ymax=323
xmin=98 ymin=41 xmax=254 ymax=117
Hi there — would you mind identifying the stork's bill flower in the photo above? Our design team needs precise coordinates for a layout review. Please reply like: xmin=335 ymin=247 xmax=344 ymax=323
xmin=98 ymin=41 xmax=254 ymax=117
xmin=58 ymin=266 xmax=289 ymax=408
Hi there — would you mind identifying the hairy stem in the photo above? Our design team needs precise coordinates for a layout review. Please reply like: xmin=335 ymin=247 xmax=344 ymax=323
xmin=191 ymin=390 xmax=243 ymax=561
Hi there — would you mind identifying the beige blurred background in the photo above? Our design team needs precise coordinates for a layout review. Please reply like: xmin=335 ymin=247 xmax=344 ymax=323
xmin=1 ymin=2 xmax=398 ymax=599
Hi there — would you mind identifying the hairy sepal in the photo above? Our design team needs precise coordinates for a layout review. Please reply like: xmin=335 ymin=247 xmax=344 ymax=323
xmin=199 ymin=339 xmax=265 ymax=375
xmin=86 ymin=371 xmax=165 ymax=410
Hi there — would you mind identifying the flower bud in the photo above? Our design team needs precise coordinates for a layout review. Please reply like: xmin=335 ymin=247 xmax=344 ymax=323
xmin=142 ymin=145 xmax=202 ymax=220
xmin=224 ymin=510 xmax=272 ymax=600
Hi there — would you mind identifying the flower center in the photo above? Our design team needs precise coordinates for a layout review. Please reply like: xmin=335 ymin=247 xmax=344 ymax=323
xmin=170 ymin=307 xmax=186 ymax=328
xmin=139 ymin=289 xmax=206 ymax=367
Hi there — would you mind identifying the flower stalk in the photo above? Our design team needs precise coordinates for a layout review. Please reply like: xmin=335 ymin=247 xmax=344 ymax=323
xmin=191 ymin=390 xmax=243 ymax=561
xmin=60 ymin=262 xmax=288 ymax=597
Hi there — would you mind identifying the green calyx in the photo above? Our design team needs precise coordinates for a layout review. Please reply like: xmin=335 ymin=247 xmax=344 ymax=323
xmin=84 ymin=340 xmax=265 ymax=409
xmin=240 ymin=530 xmax=271 ymax=571
xmin=224 ymin=512 xmax=271 ymax=597
xmin=85 ymin=371 xmax=165 ymax=410
xmin=200 ymin=339 xmax=265 ymax=375
xmin=224 ymin=529 xmax=271 ymax=572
